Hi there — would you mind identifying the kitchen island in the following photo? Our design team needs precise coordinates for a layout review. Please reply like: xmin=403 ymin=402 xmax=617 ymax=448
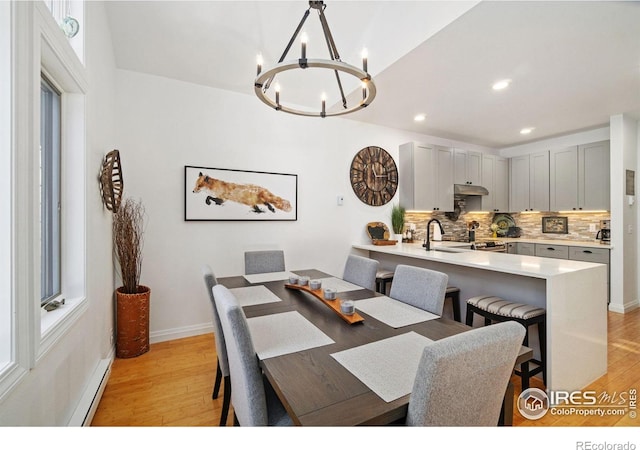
xmin=352 ymin=242 xmax=608 ymax=393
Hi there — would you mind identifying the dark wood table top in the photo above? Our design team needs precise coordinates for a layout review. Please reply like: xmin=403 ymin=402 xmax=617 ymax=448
xmin=219 ymin=269 xmax=532 ymax=426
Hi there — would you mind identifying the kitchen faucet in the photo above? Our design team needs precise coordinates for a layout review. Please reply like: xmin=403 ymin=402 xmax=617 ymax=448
xmin=423 ymin=218 xmax=445 ymax=251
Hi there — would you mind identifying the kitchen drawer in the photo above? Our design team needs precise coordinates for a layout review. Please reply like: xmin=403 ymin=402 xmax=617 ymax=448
xmin=535 ymin=244 xmax=569 ymax=259
xmin=568 ymin=246 xmax=609 ymax=264
xmin=518 ymin=243 xmax=535 ymax=256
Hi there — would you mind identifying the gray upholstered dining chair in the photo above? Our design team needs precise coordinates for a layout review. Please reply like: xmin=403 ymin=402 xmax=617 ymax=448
xmin=342 ymin=254 xmax=379 ymax=291
xmin=244 ymin=250 xmax=286 ymax=275
xmin=406 ymin=321 xmax=526 ymax=426
xmin=212 ymin=284 xmax=293 ymax=426
xmin=389 ymin=264 xmax=448 ymax=315
xmin=201 ymin=265 xmax=231 ymax=426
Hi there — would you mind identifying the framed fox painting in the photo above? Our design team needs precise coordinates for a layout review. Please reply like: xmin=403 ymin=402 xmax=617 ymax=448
xmin=185 ymin=166 xmax=298 ymax=221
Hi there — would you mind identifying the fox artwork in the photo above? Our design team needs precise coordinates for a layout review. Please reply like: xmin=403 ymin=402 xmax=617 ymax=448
xmin=192 ymin=172 xmax=292 ymax=214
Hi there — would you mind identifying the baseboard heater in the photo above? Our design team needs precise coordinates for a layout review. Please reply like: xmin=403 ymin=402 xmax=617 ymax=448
xmin=68 ymin=358 xmax=112 ymax=426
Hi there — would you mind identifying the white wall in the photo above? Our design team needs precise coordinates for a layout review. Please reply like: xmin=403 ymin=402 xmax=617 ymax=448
xmin=0 ymin=2 xmax=116 ymax=425
xmin=609 ymin=114 xmax=639 ymax=313
xmin=114 ymin=69 xmax=494 ymax=342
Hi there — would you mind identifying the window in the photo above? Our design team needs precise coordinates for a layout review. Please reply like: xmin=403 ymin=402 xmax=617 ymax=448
xmin=40 ymin=75 xmax=62 ymax=307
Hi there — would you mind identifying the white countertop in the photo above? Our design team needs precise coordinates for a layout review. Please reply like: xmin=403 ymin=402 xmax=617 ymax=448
xmin=353 ymin=242 xmax=605 ymax=280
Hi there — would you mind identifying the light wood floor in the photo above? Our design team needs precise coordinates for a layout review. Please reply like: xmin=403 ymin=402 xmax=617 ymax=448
xmin=90 ymin=309 xmax=640 ymax=427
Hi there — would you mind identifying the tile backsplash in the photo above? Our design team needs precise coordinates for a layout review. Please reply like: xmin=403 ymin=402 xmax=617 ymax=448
xmin=404 ymin=200 xmax=609 ymax=243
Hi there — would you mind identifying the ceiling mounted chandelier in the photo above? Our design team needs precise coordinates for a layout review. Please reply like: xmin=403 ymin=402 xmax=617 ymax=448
xmin=254 ymin=1 xmax=376 ymax=118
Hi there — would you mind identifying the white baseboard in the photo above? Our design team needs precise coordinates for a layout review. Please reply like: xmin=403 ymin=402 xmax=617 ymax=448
xmin=608 ymin=299 xmax=640 ymax=313
xmin=68 ymin=357 xmax=112 ymax=426
xmin=150 ymin=322 xmax=213 ymax=344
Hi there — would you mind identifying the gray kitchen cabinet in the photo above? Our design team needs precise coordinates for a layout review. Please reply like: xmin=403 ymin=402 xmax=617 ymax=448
xmin=480 ymin=154 xmax=509 ymax=212
xmin=579 ymin=141 xmax=610 ymax=211
xmin=454 ymin=148 xmax=482 ymax=186
xmin=399 ymin=142 xmax=454 ymax=211
xmin=509 ymin=151 xmax=549 ymax=212
xmin=549 ymin=141 xmax=610 ymax=211
xmin=535 ymin=243 xmax=569 ymax=259
xmin=507 ymin=242 xmax=518 ymax=254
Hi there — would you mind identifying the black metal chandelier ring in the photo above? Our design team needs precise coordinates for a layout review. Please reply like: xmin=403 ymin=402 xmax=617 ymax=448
xmin=254 ymin=59 xmax=376 ymax=118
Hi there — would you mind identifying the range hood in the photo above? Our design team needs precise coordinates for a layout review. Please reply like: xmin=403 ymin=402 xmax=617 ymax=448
xmin=454 ymin=184 xmax=489 ymax=196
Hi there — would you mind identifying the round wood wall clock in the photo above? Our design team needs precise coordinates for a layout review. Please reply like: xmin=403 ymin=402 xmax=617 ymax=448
xmin=350 ymin=146 xmax=398 ymax=206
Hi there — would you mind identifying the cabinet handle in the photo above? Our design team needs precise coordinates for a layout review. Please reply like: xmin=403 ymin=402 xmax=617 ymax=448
xmin=547 ymin=247 xmax=555 ymax=251
xmin=583 ymin=250 xmax=593 ymax=254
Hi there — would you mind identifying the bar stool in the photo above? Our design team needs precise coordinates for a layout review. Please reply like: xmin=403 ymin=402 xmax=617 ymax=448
xmin=465 ymin=295 xmax=546 ymax=390
xmin=375 ymin=269 xmax=394 ymax=295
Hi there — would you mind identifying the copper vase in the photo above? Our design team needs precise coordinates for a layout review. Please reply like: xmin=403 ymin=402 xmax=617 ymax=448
xmin=115 ymin=285 xmax=150 ymax=358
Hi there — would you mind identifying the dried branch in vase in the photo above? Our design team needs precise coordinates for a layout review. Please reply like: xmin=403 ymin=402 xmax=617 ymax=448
xmin=113 ymin=197 xmax=145 ymax=294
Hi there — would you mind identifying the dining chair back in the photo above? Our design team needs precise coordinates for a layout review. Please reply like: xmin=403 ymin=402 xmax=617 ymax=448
xmin=406 ymin=321 xmax=526 ymax=426
xmin=212 ymin=284 xmax=292 ymax=426
xmin=389 ymin=265 xmax=448 ymax=315
xmin=244 ymin=250 xmax=286 ymax=275
xmin=342 ymin=255 xmax=379 ymax=291
xmin=201 ymin=265 xmax=231 ymax=426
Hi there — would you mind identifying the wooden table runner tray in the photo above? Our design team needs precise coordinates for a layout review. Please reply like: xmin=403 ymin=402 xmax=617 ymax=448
xmin=372 ymin=239 xmax=398 ymax=246
xmin=284 ymin=283 xmax=364 ymax=324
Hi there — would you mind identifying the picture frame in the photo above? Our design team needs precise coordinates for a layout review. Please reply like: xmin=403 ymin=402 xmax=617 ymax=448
xmin=541 ymin=216 xmax=568 ymax=234
xmin=185 ymin=165 xmax=297 ymax=221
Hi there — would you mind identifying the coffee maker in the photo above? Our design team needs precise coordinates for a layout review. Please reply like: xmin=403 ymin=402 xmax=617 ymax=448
xmin=596 ymin=219 xmax=611 ymax=244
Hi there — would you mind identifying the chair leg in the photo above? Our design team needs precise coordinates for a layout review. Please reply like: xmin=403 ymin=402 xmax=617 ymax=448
xmin=520 ymin=361 xmax=531 ymax=390
xmin=212 ymin=359 xmax=222 ymax=399
xmin=450 ymin=291 xmax=461 ymax=322
xmin=538 ymin=319 xmax=547 ymax=386
xmin=233 ymin=412 xmax=239 ymax=426
xmin=219 ymin=375 xmax=231 ymax=427
xmin=465 ymin=306 xmax=474 ymax=326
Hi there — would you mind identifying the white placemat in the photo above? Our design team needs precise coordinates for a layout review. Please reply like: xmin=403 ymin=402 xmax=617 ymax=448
xmin=355 ymin=296 xmax=440 ymax=328
xmin=229 ymin=285 xmax=282 ymax=307
xmin=247 ymin=311 xmax=335 ymax=360
xmin=331 ymin=332 xmax=433 ymax=403
xmin=243 ymin=271 xmax=295 ymax=284
xmin=317 ymin=277 xmax=364 ymax=293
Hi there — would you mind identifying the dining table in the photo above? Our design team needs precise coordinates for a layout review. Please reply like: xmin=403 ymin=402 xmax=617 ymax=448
xmin=218 ymin=268 xmax=532 ymax=426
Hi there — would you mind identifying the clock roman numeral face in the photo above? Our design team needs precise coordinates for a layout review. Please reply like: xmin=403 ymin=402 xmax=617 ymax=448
xmin=350 ymin=146 xmax=398 ymax=206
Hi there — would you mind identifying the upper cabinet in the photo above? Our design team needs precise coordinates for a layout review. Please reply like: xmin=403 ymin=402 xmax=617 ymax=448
xmin=399 ymin=142 xmax=454 ymax=211
xmin=549 ymin=141 xmax=610 ymax=211
xmin=509 ymin=151 xmax=550 ymax=212
xmin=479 ymin=154 xmax=509 ymax=212
xmin=453 ymin=148 xmax=482 ymax=186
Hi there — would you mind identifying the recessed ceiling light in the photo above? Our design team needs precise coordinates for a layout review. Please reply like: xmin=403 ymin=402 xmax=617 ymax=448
xmin=414 ymin=114 xmax=426 ymax=122
xmin=492 ymin=79 xmax=511 ymax=91
xmin=520 ymin=127 xmax=535 ymax=135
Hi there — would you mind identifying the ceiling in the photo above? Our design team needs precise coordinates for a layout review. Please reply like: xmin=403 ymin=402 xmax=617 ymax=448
xmin=104 ymin=1 xmax=640 ymax=148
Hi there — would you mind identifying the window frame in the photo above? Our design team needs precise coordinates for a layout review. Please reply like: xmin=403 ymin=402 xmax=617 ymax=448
xmin=0 ymin=1 xmax=88 ymax=401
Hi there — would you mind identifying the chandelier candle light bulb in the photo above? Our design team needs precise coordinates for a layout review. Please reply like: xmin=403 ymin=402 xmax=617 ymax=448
xmin=275 ymin=83 xmax=281 ymax=108
xmin=301 ymin=32 xmax=308 ymax=60
xmin=362 ymin=48 xmax=368 ymax=72
xmin=321 ymin=92 xmax=327 ymax=117
xmin=256 ymin=53 xmax=263 ymax=76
